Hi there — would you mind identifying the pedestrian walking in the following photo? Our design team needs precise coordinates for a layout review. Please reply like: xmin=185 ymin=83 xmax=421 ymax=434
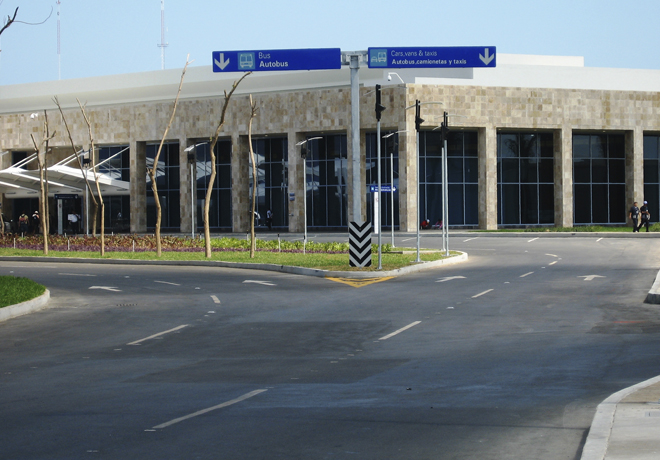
xmin=18 ymin=212 xmax=29 ymax=235
xmin=640 ymin=201 xmax=651 ymax=232
xmin=266 ymin=209 xmax=273 ymax=231
xmin=31 ymin=210 xmax=40 ymax=234
xmin=629 ymin=201 xmax=640 ymax=232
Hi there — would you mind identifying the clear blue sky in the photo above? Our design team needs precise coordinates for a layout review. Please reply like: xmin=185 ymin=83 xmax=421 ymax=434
xmin=1 ymin=0 xmax=659 ymax=86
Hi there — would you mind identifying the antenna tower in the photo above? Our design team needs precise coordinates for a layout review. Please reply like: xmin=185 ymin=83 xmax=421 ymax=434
xmin=157 ymin=0 xmax=168 ymax=70
xmin=57 ymin=0 xmax=61 ymax=80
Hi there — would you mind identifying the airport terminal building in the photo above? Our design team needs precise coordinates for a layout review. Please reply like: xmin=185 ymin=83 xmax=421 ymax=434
xmin=1 ymin=52 xmax=660 ymax=234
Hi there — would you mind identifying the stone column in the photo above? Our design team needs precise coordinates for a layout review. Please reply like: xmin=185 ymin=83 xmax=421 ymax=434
xmin=554 ymin=126 xmax=573 ymax=227
xmin=232 ymin=134 xmax=250 ymax=233
xmin=179 ymin=138 xmax=193 ymax=234
xmin=478 ymin=126 xmax=497 ymax=229
xmin=626 ymin=127 xmax=644 ymax=205
xmin=288 ymin=131 xmax=304 ymax=233
xmin=399 ymin=119 xmax=417 ymax=232
xmin=130 ymin=140 xmax=146 ymax=233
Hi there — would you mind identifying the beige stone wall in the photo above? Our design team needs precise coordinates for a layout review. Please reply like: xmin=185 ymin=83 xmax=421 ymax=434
xmin=2 ymin=83 xmax=660 ymax=232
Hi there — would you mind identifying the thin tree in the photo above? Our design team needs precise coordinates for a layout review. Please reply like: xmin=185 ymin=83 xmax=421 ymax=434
xmin=78 ymin=99 xmax=105 ymax=255
xmin=54 ymin=96 xmax=100 ymax=237
xmin=247 ymin=95 xmax=258 ymax=258
xmin=0 ymin=6 xmax=52 ymax=37
xmin=29 ymin=110 xmax=55 ymax=254
xmin=148 ymin=55 xmax=191 ymax=257
xmin=203 ymin=72 xmax=251 ymax=258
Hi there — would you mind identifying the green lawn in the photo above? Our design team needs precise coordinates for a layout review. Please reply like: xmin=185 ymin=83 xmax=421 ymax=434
xmin=0 ymin=276 xmax=46 ymax=308
xmin=0 ymin=247 xmax=455 ymax=272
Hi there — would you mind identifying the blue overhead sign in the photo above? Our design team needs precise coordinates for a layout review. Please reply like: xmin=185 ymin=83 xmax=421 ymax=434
xmin=212 ymin=48 xmax=341 ymax=73
xmin=368 ymin=46 xmax=496 ymax=69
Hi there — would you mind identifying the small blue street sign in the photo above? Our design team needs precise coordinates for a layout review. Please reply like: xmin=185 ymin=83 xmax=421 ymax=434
xmin=368 ymin=47 xmax=496 ymax=69
xmin=369 ymin=185 xmax=397 ymax=193
xmin=212 ymin=48 xmax=341 ymax=73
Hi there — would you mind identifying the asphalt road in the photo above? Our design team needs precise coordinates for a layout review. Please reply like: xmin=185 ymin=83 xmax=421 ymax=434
xmin=1 ymin=235 xmax=660 ymax=460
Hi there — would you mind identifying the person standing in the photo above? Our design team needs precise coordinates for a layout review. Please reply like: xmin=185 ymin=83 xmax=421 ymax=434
xmin=640 ymin=201 xmax=651 ymax=232
xmin=31 ymin=210 xmax=40 ymax=234
xmin=629 ymin=201 xmax=640 ymax=232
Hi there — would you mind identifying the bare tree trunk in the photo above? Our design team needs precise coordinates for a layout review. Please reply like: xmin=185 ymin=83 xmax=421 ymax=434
xmin=29 ymin=110 xmax=55 ymax=255
xmin=204 ymin=72 xmax=251 ymax=258
xmin=54 ymin=96 xmax=99 ymax=237
xmin=148 ymin=56 xmax=191 ymax=257
xmin=78 ymin=99 xmax=104 ymax=256
xmin=247 ymin=95 xmax=258 ymax=258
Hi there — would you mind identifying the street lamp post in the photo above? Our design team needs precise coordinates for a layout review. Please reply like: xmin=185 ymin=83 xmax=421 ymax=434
xmin=296 ymin=137 xmax=322 ymax=253
xmin=382 ymin=130 xmax=407 ymax=248
xmin=184 ymin=142 xmax=208 ymax=239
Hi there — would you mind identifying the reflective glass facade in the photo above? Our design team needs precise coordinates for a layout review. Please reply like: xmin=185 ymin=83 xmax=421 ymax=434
xmin=250 ymin=137 xmax=289 ymax=228
xmin=573 ymin=134 xmax=625 ymax=224
xmin=146 ymin=143 xmax=180 ymax=230
xmin=497 ymin=133 xmax=554 ymax=226
xmin=98 ymin=146 xmax=130 ymax=232
xmin=643 ymin=135 xmax=660 ymax=223
xmin=419 ymin=131 xmax=478 ymax=227
xmin=305 ymin=135 xmax=348 ymax=228
xmin=195 ymin=141 xmax=232 ymax=230
xmin=365 ymin=132 xmax=400 ymax=229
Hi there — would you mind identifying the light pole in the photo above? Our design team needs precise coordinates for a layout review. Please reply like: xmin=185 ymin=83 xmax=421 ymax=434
xmin=382 ymin=130 xmax=407 ymax=248
xmin=405 ymin=101 xmax=442 ymax=263
xmin=295 ymin=137 xmax=322 ymax=253
xmin=82 ymin=153 xmax=90 ymax=236
xmin=184 ymin=142 xmax=207 ymax=239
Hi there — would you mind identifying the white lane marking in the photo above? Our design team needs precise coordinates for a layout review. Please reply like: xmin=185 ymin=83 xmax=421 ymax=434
xmin=243 ymin=280 xmax=276 ymax=286
xmin=463 ymin=237 xmax=479 ymax=242
xmin=579 ymin=275 xmax=606 ymax=281
xmin=59 ymin=273 xmax=97 ymax=277
xmin=436 ymin=276 xmax=466 ymax=283
xmin=89 ymin=286 xmax=122 ymax=292
xmin=127 ymin=325 xmax=189 ymax=346
xmin=545 ymin=254 xmax=558 ymax=258
xmin=154 ymin=280 xmax=181 ymax=286
xmin=378 ymin=321 xmax=422 ymax=341
xmin=472 ymin=289 xmax=494 ymax=298
xmin=401 ymin=237 xmax=415 ymax=242
xmin=153 ymin=389 xmax=268 ymax=429
xmin=527 ymin=237 xmax=539 ymax=243
xmin=596 ymin=238 xmax=603 ymax=242
xmin=520 ymin=272 xmax=534 ymax=278
xmin=549 ymin=261 xmax=558 ymax=266
xmin=210 ymin=295 xmax=221 ymax=304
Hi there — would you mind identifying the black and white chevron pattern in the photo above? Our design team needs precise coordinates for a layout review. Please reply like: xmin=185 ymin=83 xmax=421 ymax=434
xmin=349 ymin=221 xmax=372 ymax=268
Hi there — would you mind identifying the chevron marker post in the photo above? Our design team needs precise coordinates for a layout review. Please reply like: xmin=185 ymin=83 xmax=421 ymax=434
xmin=349 ymin=221 xmax=372 ymax=268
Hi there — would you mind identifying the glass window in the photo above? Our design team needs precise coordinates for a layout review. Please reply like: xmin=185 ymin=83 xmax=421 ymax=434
xmin=643 ymin=135 xmax=660 ymax=223
xmin=250 ymin=137 xmax=289 ymax=228
xmin=194 ymin=140 xmax=232 ymax=229
xmin=98 ymin=146 xmax=130 ymax=232
xmin=306 ymin=135 xmax=347 ymax=228
xmin=366 ymin=131 xmax=400 ymax=229
xmin=146 ymin=143 xmax=180 ymax=230
xmin=497 ymin=132 xmax=554 ymax=226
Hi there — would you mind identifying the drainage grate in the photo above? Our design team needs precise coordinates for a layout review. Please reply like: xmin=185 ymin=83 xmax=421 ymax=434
xmin=116 ymin=304 xmax=137 ymax=307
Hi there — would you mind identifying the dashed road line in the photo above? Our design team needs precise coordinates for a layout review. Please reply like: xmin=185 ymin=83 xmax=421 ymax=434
xmin=243 ymin=280 xmax=276 ymax=286
xmin=154 ymin=280 xmax=181 ymax=286
xmin=378 ymin=321 xmax=422 ymax=341
xmin=463 ymin=237 xmax=479 ymax=242
xmin=152 ymin=389 xmax=268 ymax=429
xmin=210 ymin=295 xmax=221 ymax=304
xmin=127 ymin=325 xmax=189 ymax=346
xmin=59 ymin=273 xmax=97 ymax=277
xmin=549 ymin=261 xmax=558 ymax=266
xmin=472 ymin=289 xmax=494 ymax=298
xmin=520 ymin=272 xmax=534 ymax=278
xmin=527 ymin=237 xmax=539 ymax=243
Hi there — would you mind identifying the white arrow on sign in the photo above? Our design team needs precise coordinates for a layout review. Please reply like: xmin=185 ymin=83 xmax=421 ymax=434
xmin=479 ymin=48 xmax=495 ymax=65
xmin=214 ymin=53 xmax=230 ymax=70
xmin=89 ymin=286 xmax=122 ymax=292
xmin=579 ymin=275 xmax=605 ymax=281
xmin=436 ymin=276 xmax=466 ymax=283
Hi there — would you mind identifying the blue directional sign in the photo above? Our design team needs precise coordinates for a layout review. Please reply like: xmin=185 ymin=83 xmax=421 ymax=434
xmin=212 ymin=48 xmax=341 ymax=73
xmin=368 ymin=46 xmax=496 ymax=69
xmin=369 ymin=185 xmax=397 ymax=193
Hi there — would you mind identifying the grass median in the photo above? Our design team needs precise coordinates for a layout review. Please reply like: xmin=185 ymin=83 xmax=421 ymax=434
xmin=0 ymin=235 xmax=457 ymax=272
xmin=0 ymin=276 xmax=46 ymax=308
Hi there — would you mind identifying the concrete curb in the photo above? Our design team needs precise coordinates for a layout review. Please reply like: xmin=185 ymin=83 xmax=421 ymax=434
xmin=0 ymin=289 xmax=50 ymax=323
xmin=645 ymin=269 xmax=660 ymax=304
xmin=580 ymin=374 xmax=660 ymax=460
xmin=0 ymin=252 xmax=468 ymax=279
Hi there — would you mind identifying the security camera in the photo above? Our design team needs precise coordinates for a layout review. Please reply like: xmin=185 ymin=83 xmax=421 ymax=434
xmin=387 ymin=74 xmax=392 ymax=81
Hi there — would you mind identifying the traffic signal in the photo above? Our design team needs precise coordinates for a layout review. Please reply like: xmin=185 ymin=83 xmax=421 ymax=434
xmin=386 ymin=134 xmax=396 ymax=153
xmin=375 ymin=84 xmax=386 ymax=121
xmin=300 ymin=145 xmax=308 ymax=159
xmin=440 ymin=111 xmax=450 ymax=139
xmin=415 ymin=100 xmax=424 ymax=131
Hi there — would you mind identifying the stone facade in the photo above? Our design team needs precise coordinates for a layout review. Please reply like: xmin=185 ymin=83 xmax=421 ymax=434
xmin=2 ymin=78 xmax=660 ymax=232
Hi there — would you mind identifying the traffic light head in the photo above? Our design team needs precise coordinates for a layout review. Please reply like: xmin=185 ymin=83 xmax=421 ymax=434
xmin=375 ymin=84 xmax=386 ymax=121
